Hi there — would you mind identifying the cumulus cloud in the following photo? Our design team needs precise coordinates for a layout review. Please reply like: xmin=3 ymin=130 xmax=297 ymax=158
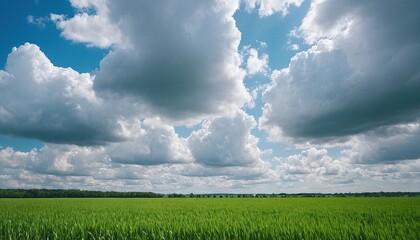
xmin=51 ymin=0 xmax=122 ymax=48
xmin=274 ymin=148 xmax=351 ymax=184
xmin=188 ymin=111 xmax=261 ymax=167
xmin=1 ymin=140 xmax=418 ymax=192
xmin=0 ymin=144 xmax=106 ymax=178
xmin=244 ymin=47 xmax=269 ymax=76
xmin=243 ymin=0 xmax=304 ymax=16
xmin=107 ymin=118 xmax=193 ymax=165
xmin=0 ymin=143 xmax=272 ymax=192
xmin=53 ymin=0 xmax=250 ymax=121
xmin=343 ymin=123 xmax=420 ymax=164
xmin=0 ymin=43 xmax=120 ymax=145
xmin=261 ymin=0 xmax=420 ymax=145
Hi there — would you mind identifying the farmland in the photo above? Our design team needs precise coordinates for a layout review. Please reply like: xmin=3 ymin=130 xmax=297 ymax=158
xmin=1 ymin=197 xmax=419 ymax=239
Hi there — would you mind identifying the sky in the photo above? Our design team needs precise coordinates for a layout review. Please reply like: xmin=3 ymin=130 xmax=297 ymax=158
xmin=0 ymin=0 xmax=419 ymax=193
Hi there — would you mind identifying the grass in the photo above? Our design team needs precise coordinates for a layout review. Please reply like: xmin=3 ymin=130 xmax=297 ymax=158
xmin=0 ymin=197 xmax=419 ymax=239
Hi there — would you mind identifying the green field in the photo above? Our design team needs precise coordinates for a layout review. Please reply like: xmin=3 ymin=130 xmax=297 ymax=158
xmin=1 ymin=197 xmax=419 ymax=239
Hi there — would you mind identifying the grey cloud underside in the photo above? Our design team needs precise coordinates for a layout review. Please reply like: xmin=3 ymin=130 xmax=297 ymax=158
xmin=95 ymin=51 xmax=230 ymax=118
xmin=0 ymin=125 xmax=118 ymax=146
xmin=262 ymin=0 xmax=420 ymax=141
xmin=93 ymin=0 xmax=249 ymax=119
xmin=346 ymin=124 xmax=420 ymax=164
xmin=367 ymin=140 xmax=420 ymax=163
xmin=286 ymin=73 xmax=420 ymax=139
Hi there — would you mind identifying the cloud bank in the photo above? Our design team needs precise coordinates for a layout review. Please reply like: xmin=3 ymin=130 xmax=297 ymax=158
xmin=261 ymin=0 xmax=420 ymax=145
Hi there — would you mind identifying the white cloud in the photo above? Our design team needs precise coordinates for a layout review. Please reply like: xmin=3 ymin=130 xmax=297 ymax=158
xmin=261 ymin=0 xmax=420 ymax=145
xmin=274 ymin=148 xmax=351 ymax=184
xmin=0 ymin=43 xmax=121 ymax=145
xmin=244 ymin=0 xmax=304 ymax=16
xmin=245 ymin=48 xmax=269 ymax=76
xmin=51 ymin=0 xmax=121 ymax=48
xmin=107 ymin=118 xmax=193 ymax=165
xmin=1 ymin=140 xmax=419 ymax=192
xmin=0 ymin=143 xmax=272 ymax=192
xmin=188 ymin=111 xmax=261 ymax=167
xmin=0 ymin=144 xmax=106 ymax=178
xmin=0 ymin=71 xmax=12 ymax=86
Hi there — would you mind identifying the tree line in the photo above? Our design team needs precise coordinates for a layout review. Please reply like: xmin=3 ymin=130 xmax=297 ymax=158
xmin=0 ymin=189 xmax=418 ymax=198
xmin=0 ymin=189 xmax=163 ymax=198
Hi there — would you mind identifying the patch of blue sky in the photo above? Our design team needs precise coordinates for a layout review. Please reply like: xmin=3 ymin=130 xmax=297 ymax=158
xmin=0 ymin=135 xmax=43 ymax=152
xmin=234 ymin=1 xmax=310 ymax=73
xmin=0 ymin=0 xmax=107 ymax=73
xmin=234 ymin=3 xmax=310 ymax=134
xmin=259 ymin=140 xmax=302 ymax=158
xmin=234 ymin=2 xmax=323 ymax=158
xmin=175 ymin=124 xmax=202 ymax=139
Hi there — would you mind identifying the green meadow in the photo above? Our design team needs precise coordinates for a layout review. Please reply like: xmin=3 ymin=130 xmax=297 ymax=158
xmin=1 ymin=197 xmax=419 ymax=239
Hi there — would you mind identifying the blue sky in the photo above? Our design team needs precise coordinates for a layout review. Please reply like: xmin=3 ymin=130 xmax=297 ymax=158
xmin=0 ymin=0 xmax=106 ymax=72
xmin=0 ymin=0 xmax=419 ymax=193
